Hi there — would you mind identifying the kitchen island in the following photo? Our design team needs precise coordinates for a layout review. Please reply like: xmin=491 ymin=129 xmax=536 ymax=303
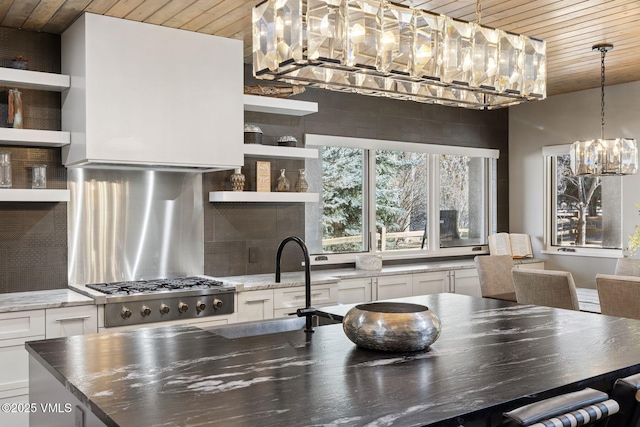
xmin=26 ymin=293 xmax=640 ymax=427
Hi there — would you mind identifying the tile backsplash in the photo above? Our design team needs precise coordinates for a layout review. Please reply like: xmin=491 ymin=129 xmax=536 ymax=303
xmin=0 ymin=28 xmax=66 ymax=293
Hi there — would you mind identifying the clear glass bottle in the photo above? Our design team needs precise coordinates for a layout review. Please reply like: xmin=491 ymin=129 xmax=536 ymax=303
xmin=31 ymin=164 xmax=47 ymax=189
xmin=0 ymin=151 xmax=12 ymax=188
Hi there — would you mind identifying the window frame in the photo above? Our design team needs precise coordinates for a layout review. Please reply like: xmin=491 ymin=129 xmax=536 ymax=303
xmin=542 ymin=144 xmax=623 ymax=258
xmin=306 ymin=134 xmax=498 ymax=265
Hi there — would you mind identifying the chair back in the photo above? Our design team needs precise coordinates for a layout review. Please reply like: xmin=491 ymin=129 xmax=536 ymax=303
xmin=511 ymin=269 xmax=580 ymax=311
xmin=615 ymin=258 xmax=640 ymax=277
xmin=474 ymin=255 xmax=516 ymax=298
xmin=596 ymin=273 xmax=640 ymax=320
xmin=501 ymin=387 xmax=618 ymax=427
xmin=608 ymin=372 xmax=640 ymax=427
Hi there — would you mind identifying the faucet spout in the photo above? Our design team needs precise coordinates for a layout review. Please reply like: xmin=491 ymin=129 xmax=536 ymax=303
xmin=275 ymin=236 xmax=314 ymax=333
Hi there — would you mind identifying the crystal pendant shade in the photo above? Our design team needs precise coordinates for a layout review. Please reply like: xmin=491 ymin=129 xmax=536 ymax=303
xmin=252 ymin=0 xmax=546 ymax=110
xmin=570 ymin=44 xmax=638 ymax=177
xmin=571 ymin=138 xmax=638 ymax=176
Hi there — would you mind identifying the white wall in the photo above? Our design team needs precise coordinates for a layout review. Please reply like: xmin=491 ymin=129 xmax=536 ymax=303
xmin=509 ymin=80 xmax=640 ymax=288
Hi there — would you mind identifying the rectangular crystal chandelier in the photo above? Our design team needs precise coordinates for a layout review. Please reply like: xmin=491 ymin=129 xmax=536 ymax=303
xmin=252 ymin=0 xmax=546 ymax=109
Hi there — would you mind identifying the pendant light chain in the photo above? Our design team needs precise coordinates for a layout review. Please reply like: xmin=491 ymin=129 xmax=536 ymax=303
xmin=600 ymin=47 xmax=606 ymax=140
xmin=476 ymin=0 xmax=482 ymax=24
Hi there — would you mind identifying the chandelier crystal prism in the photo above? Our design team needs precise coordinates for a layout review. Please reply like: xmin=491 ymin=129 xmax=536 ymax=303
xmin=252 ymin=0 xmax=547 ymax=109
xmin=570 ymin=44 xmax=638 ymax=176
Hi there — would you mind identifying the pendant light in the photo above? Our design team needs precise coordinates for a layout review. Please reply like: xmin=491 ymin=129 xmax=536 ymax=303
xmin=570 ymin=44 xmax=638 ymax=176
xmin=252 ymin=0 xmax=546 ymax=110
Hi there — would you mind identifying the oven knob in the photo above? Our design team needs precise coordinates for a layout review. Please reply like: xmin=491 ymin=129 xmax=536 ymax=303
xmin=159 ymin=304 xmax=170 ymax=315
xmin=196 ymin=301 xmax=206 ymax=313
xmin=213 ymin=299 xmax=223 ymax=310
xmin=141 ymin=306 xmax=151 ymax=317
xmin=178 ymin=302 xmax=189 ymax=313
xmin=121 ymin=308 xmax=132 ymax=319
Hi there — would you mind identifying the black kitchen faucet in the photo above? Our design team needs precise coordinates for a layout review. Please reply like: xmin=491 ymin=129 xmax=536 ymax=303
xmin=275 ymin=236 xmax=315 ymax=333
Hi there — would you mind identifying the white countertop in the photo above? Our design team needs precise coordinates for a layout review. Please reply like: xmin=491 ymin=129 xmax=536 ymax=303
xmin=0 ymin=289 xmax=95 ymax=313
xmin=224 ymin=258 xmax=543 ymax=291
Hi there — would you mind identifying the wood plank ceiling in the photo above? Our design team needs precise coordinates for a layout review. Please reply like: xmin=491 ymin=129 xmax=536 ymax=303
xmin=1 ymin=0 xmax=639 ymax=96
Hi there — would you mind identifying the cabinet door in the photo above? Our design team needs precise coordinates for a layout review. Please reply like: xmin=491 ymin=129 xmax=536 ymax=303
xmin=45 ymin=305 xmax=98 ymax=339
xmin=237 ymin=290 xmax=274 ymax=322
xmin=0 ymin=336 xmax=43 ymax=395
xmin=376 ymin=274 xmax=413 ymax=300
xmin=338 ymin=278 xmax=373 ymax=304
xmin=0 ymin=310 xmax=45 ymax=341
xmin=273 ymin=284 xmax=339 ymax=311
xmin=412 ymin=272 xmax=450 ymax=296
xmin=0 ymin=391 xmax=29 ymax=427
xmin=451 ymin=269 xmax=481 ymax=297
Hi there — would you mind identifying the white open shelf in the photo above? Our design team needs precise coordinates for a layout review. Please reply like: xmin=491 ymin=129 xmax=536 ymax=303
xmin=0 ymin=67 xmax=70 ymax=92
xmin=209 ymin=192 xmax=319 ymax=203
xmin=0 ymin=189 xmax=70 ymax=202
xmin=243 ymin=144 xmax=318 ymax=159
xmin=243 ymin=95 xmax=318 ymax=116
xmin=0 ymin=128 xmax=70 ymax=147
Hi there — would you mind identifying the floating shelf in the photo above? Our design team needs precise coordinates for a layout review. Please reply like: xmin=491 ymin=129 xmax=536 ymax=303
xmin=209 ymin=192 xmax=319 ymax=203
xmin=0 ymin=128 xmax=70 ymax=147
xmin=0 ymin=68 xmax=70 ymax=92
xmin=243 ymin=95 xmax=318 ymax=116
xmin=243 ymin=144 xmax=318 ymax=159
xmin=0 ymin=189 xmax=70 ymax=202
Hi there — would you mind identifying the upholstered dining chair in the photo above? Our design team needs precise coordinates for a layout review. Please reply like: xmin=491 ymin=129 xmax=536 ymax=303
xmin=501 ymin=387 xmax=619 ymax=427
xmin=474 ymin=255 xmax=517 ymax=301
xmin=596 ymin=273 xmax=640 ymax=320
xmin=615 ymin=257 xmax=640 ymax=277
xmin=511 ymin=269 xmax=580 ymax=311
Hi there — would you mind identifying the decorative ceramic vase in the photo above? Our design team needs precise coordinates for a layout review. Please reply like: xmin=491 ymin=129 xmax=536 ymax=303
xmin=230 ymin=168 xmax=245 ymax=191
xmin=8 ymin=89 xmax=23 ymax=129
xmin=275 ymin=169 xmax=290 ymax=192
xmin=294 ymin=169 xmax=309 ymax=193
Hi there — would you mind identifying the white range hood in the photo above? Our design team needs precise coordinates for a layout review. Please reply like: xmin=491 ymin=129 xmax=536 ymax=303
xmin=61 ymin=13 xmax=243 ymax=172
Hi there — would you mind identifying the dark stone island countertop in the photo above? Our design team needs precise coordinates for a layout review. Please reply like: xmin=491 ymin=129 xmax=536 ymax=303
xmin=26 ymin=293 xmax=640 ymax=427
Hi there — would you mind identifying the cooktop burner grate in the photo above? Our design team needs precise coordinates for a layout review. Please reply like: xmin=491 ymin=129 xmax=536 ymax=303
xmin=86 ymin=277 xmax=224 ymax=295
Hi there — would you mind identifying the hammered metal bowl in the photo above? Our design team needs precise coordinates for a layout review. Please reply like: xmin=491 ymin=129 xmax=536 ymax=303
xmin=343 ymin=302 xmax=441 ymax=352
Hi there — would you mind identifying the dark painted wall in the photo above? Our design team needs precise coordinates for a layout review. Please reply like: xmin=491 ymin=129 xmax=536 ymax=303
xmin=202 ymin=65 xmax=509 ymax=277
xmin=0 ymin=27 xmax=67 ymax=293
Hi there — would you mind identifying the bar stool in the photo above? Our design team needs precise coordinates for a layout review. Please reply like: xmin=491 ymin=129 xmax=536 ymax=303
xmin=608 ymin=373 xmax=640 ymax=426
xmin=500 ymin=387 xmax=619 ymax=427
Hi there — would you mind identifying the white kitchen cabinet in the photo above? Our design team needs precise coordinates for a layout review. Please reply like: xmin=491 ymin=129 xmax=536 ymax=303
xmin=61 ymin=13 xmax=243 ymax=171
xmin=0 ymin=310 xmax=46 ymax=427
xmin=273 ymin=283 xmax=338 ymax=318
xmin=375 ymin=274 xmax=413 ymax=300
xmin=338 ymin=277 xmax=373 ymax=304
xmin=451 ymin=269 xmax=482 ymax=297
xmin=237 ymin=289 xmax=275 ymax=323
xmin=412 ymin=271 xmax=450 ymax=296
xmin=45 ymin=305 xmax=98 ymax=339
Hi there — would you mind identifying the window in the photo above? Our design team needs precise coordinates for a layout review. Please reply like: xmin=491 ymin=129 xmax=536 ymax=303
xmin=306 ymin=135 xmax=497 ymax=261
xmin=375 ymin=150 xmax=429 ymax=251
xmin=543 ymin=146 xmax=622 ymax=256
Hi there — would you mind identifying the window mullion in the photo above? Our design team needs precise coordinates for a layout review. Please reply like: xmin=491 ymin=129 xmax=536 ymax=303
xmin=367 ymin=149 xmax=376 ymax=254
xmin=428 ymin=154 xmax=440 ymax=252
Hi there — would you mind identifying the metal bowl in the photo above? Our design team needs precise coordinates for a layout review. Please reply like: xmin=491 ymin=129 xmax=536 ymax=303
xmin=343 ymin=302 xmax=441 ymax=352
